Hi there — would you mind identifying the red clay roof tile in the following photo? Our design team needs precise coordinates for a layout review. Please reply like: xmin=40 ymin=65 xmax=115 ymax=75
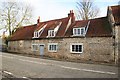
xmin=9 ymin=6 xmax=116 ymax=41
xmin=111 ymin=5 xmax=120 ymax=24
xmin=86 ymin=17 xmax=112 ymax=37
xmin=9 ymin=24 xmax=36 ymax=41
xmin=64 ymin=20 xmax=89 ymax=37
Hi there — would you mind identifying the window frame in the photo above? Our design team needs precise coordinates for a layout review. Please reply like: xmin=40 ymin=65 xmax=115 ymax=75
xmin=48 ymin=43 xmax=58 ymax=52
xmin=32 ymin=44 xmax=38 ymax=51
xmin=70 ymin=43 xmax=83 ymax=53
xmin=19 ymin=40 xmax=24 ymax=48
xmin=34 ymin=31 xmax=39 ymax=38
xmin=73 ymin=27 xmax=85 ymax=36
xmin=48 ymin=30 xmax=55 ymax=37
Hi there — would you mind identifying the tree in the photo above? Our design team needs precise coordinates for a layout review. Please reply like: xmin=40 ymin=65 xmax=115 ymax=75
xmin=118 ymin=1 xmax=120 ymax=5
xmin=76 ymin=0 xmax=99 ymax=20
xmin=0 ymin=2 xmax=33 ymax=36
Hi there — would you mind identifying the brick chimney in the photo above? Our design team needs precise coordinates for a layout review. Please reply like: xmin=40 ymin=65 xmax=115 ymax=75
xmin=68 ymin=10 xmax=75 ymax=23
xmin=37 ymin=16 xmax=40 ymax=24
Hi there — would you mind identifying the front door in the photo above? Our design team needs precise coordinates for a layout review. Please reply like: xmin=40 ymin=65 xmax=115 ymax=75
xmin=39 ymin=45 xmax=44 ymax=56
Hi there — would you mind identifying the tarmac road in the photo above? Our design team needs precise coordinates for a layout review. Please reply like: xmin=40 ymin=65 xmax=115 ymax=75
xmin=1 ymin=52 xmax=118 ymax=78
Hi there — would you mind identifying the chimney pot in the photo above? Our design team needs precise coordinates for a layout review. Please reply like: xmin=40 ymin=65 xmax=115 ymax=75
xmin=71 ymin=10 xmax=73 ymax=13
xmin=37 ymin=16 xmax=40 ymax=24
xmin=68 ymin=10 xmax=75 ymax=23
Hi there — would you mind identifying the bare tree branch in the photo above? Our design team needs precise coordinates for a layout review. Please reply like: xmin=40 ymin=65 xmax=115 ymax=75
xmin=76 ymin=0 xmax=99 ymax=20
xmin=0 ymin=2 xmax=33 ymax=36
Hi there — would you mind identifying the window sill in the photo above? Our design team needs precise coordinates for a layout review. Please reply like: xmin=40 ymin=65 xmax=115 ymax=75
xmin=32 ymin=37 xmax=39 ymax=39
xmin=47 ymin=36 xmax=55 ymax=38
xmin=72 ymin=35 xmax=85 ymax=37
xmin=48 ymin=51 xmax=57 ymax=52
xmin=32 ymin=50 xmax=38 ymax=51
xmin=70 ymin=52 xmax=83 ymax=54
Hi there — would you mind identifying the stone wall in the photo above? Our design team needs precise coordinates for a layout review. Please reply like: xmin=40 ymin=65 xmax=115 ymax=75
xmin=8 ymin=37 xmax=114 ymax=63
xmin=107 ymin=6 xmax=120 ymax=64
xmin=118 ymin=26 xmax=120 ymax=62
xmin=8 ymin=40 xmax=32 ymax=54
xmin=116 ymin=25 xmax=120 ymax=63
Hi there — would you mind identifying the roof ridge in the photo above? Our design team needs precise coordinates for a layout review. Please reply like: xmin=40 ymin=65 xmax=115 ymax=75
xmin=75 ymin=17 xmax=107 ymax=22
xmin=40 ymin=17 xmax=68 ymax=23
xmin=110 ymin=5 xmax=120 ymax=7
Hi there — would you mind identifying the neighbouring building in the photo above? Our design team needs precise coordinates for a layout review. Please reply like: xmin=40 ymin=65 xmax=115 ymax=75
xmin=107 ymin=5 xmax=120 ymax=64
xmin=8 ymin=5 xmax=120 ymax=64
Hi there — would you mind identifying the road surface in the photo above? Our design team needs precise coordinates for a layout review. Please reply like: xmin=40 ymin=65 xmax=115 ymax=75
xmin=1 ymin=52 xmax=118 ymax=78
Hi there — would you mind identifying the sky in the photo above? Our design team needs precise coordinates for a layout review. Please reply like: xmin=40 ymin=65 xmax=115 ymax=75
xmin=22 ymin=0 xmax=119 ymax=22
xmin=23 ymin=0 xmax=119 ymax=22
xmin=0 ymin=0 xmax=119 ymax=36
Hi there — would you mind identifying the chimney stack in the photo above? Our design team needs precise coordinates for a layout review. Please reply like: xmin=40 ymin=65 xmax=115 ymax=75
xmin=37 ymin=16 xmax=40 ymax=24
xmin=68 ymin=10 xmax=75 ymax=23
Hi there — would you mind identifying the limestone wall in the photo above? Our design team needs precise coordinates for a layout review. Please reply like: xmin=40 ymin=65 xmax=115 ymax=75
xmin=8 ymin=37 xmax=114 ymax=63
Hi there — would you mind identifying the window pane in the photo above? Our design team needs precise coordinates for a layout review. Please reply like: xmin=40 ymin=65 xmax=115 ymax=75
xmin=74 ymin=29 xmax=76 ymax=35
xmin=35 ymin=32 xmax=36 ymax=37
xmin=49 ymin=45 xmax=52 ymax=50
xmin=51 ymin=45 xmax=53 ymax=50
xmin=37 ymin=32 xmax=38 ymax=37
xmin=78 ymin=29 xmax=80 ymax=35
xmin=73 ymin=28 xmax=85 ymax=36
xmin=79 ymin=45 xmax=82 ymax=52
xmin=72 ymin=45 xmax=74 ymax=52
xmin=54 ymin=45 xmax=56 ymax=50
xmin=81 ymin=28 xmax=84 ymax=35
xmin=52 ymin=31 xmax=54 ymax=36
xmin=76 ymin=45 xmax=79 ymax=52
xmin=33 ymin=45 xmax=38 ymax=51
xmin=48 ymin=30 xmax=54 ymax=37
xmin=52 ymin=45 xmax=54 ymax=50
xmin=49 ymin=44 xmax=57 ymax=51
xmin=71 ymin=44 xmax=82 ymax=53
xmin=50 ymin=31 xmax=52 ymax=36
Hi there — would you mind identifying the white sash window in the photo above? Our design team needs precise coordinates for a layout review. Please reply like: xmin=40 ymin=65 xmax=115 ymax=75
xmin=48 ymin=30 xmax=55 ymax=37
xmin=73 ymin=28 xmax=85 ymax=36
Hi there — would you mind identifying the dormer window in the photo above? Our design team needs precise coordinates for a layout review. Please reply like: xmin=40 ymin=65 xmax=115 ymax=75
xmin=48 ymin=30 xmax=55 ymax=37
xmin=33 ymin=24 xmax=47 ymax=38
xmin=34 ymin=31 xmax=39 ymax=38
xmin=73 ymin=27 xmax=85 ymax=36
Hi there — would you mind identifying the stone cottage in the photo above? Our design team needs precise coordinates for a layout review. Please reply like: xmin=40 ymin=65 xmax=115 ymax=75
xmin=8 ymin=5 xmax=120 ymax=64
xmin=107 ymin=5 xmax=120 ymax=63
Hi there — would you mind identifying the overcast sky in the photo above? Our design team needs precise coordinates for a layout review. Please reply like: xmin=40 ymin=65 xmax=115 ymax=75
xmin=0 ymin=0 xmax=119 ymax=35
xmin=23 ymin=0 xmax=119 ymax=22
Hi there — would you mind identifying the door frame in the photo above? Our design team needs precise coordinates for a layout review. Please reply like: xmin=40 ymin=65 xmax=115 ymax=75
xmin=39 ymin=44 xmax=45 ymax=56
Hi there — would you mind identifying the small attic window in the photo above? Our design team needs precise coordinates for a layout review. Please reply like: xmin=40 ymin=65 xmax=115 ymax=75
xmin=73 ymin=27 xmax=85 ymax=36
xmin=34 ymin=31 xmax=39 ymax=38
xmin=48 ymin=30 xmax=55 ymax=37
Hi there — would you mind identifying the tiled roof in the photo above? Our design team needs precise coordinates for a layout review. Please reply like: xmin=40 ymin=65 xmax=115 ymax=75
xmin=65 ymin=20 xmax=89 ymax=37
xmin=9 ymin=8 xmax=114 ymax=41
xmin=65 ymin=17 xmax=112 ymax=37
xmin=9 ymin=24 xmax=36 ymax=41
xmin=86 ymin=17 xmax=112 ymax=37
xmin=111 ymin=5 xmax=120 ymax=24
xmin=39 ymin=17 xmax=69 ymax=38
